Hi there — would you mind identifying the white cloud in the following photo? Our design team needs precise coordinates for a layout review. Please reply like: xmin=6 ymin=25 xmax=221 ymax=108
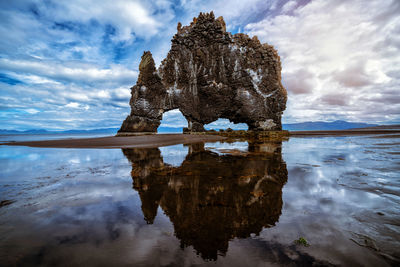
xmin=245 ymin=0 xmax=400 ymax=123
xmin=33 ymin=0 xmax=165 ymax=42
xmin=178 ymin=0 xmax=281 ymax=30
xmin=25 ymin=108 xmax=40 ymax=114
xmin=281 ymin=1 xmax=297 ymax=13
xmin=62 ymin=92 xmax=90 ymax=102
xmin=0 ymin=58 xmax=137 ymax=85
xmin=205 ymin=119 xmax=248 ymax=130
xmin=159 ymin=109 xmax=188 ymax=128
xmin=66 ymin=102 xmax=81 ymax=109
xmin=14 ymin=74 xmax=61 ymax=85
xmin=96 ymin=90 xmax=111 ymax=99
xmin=113 ymin=87 xmax=131 ymax=99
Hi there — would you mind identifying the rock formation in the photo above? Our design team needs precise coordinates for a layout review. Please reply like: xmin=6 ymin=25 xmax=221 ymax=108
xmin=119 ymin=11 xmax=287 ymax=133
xmin=122 ymin=141 xmax=288 ymax=260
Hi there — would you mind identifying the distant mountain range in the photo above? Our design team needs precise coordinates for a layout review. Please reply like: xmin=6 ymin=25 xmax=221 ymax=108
xmin=282 ymin=120 xmax=379 ymax=131
xmin=0 ymin=121 xmax=383 ymax=134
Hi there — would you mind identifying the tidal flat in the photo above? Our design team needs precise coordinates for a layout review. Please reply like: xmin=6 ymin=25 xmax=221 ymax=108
xmin=0 ymin=134 xmax=399 ymax=266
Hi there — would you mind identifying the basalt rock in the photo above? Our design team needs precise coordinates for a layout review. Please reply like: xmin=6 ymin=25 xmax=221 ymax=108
xmin=122 ymin=141 xmax=288 ymax=260
xmin=119 ymin=11 xmax=287 ymax=133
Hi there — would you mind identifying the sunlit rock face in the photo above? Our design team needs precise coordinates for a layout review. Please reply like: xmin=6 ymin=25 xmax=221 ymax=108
xmin=119 ymin=11 xmax=287 ymax=133
xmin=122 ymin=141 xmax=288 ymax=260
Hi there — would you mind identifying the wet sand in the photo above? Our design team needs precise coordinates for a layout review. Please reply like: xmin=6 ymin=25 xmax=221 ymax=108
xmin=3 ymin=129 xmax=400 ymax=149
xmin=1 ymin=134 xmax=225 ymax=149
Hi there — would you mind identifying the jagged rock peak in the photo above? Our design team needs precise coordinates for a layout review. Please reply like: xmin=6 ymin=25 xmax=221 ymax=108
xmin=119 ymin=12 xmax=287 ymax=133
xmin=177 ymin=11 xmax=225 ymax=34
xmin=137 ymin=51 xmax=157 ymax=84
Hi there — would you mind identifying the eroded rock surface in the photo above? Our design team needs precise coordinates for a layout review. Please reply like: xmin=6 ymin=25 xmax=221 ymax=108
xmin=119 ymin=12 xmax=287 ymax=133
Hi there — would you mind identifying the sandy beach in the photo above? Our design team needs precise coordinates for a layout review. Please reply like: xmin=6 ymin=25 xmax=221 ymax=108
xmin=1 ymin=134 xmax=225 ymax=149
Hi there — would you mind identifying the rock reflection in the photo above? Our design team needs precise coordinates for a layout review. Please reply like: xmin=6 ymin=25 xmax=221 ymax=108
xmin=122 ymin=141 xmax=288 ymax=260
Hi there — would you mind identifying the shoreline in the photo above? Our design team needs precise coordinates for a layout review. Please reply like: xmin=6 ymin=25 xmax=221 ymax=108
xmin=1 ymin=134 xmax=225 ymax=149
xmin=289 ymin=129 xmax=400 ymax=136
xmin=1 ymin=130 xmax=399 ymax=149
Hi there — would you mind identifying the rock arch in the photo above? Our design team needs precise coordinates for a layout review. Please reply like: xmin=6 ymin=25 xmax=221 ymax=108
xmin=118 ymin=12 xmax=287 ymax=134
xmin=158 ymin=109 xmax=187 ymax=132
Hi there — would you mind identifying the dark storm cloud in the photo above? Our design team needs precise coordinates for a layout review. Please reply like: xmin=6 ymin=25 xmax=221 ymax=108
xmin=320 ymin=94 xmax=349 ymax=107
xmin=282 ymin=69 xmax=314 ymax=95
xmin=332 ymin=60 xmax=373 ymax=88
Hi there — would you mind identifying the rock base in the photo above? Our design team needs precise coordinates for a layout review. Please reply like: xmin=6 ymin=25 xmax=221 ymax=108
xmin=115 ymin=132 xmax=156 ymax=137
xmin=186 ymin=130 xmax=289 ymax=141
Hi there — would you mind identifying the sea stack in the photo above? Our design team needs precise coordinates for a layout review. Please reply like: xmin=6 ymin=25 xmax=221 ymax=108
xmin=119 ymin=11 xmax=287 ymax=133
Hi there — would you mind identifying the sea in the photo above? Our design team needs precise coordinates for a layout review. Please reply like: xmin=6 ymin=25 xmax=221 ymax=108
xmin=0 ymin=133 xmax=399 ymax=266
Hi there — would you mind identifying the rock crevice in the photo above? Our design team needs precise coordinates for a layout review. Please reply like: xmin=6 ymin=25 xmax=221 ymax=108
xmin=119 ymin=11 xmax=287 ymax=133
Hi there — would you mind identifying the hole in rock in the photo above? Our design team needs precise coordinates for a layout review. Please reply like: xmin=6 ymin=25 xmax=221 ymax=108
xmin=158 ymin=109 xmax=187 ymax=133
xmin=205 ymin=119 xmax=248 ymax=131
xmin=159 ymin=144 xmax=188 ymax=167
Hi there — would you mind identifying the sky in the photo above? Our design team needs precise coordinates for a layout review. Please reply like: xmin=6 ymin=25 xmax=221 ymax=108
xmin=0 ymin=0 xmax=399 ymax=130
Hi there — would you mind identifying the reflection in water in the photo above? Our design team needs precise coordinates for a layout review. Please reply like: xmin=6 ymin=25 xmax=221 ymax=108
xmin=122 ymin=141 xmax=287 ymax=260
xmin=2 ymin=136 xmax=398 ymax=266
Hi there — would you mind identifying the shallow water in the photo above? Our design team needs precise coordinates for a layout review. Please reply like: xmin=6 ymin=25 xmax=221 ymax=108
xmin=0 ymin=135 xmax=399 ymax=266
xmin=0 ymin=133 xmax=113 ymax=144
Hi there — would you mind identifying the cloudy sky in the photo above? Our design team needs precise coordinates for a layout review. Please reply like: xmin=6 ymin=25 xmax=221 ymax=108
xmin=0 ymin=0 xmax=399 ymax=130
